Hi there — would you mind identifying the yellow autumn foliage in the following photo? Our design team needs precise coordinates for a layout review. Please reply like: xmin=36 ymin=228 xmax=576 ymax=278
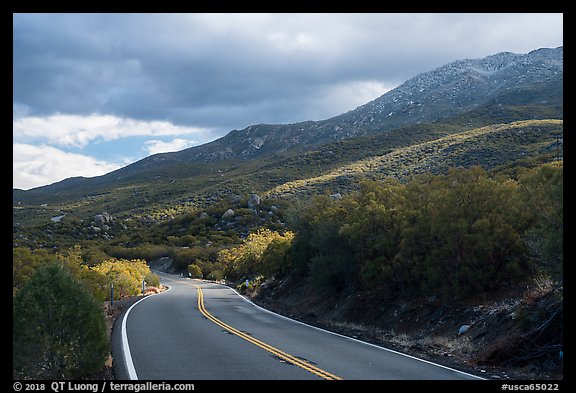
xmin=218 ymin=229 xmax=294 ymax=279
xmin=91 ymin=258 xmax=151 ymax=299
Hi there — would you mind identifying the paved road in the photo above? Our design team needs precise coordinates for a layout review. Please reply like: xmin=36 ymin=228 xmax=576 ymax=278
xmin=113 ymin=272 xmax=483 ymax=380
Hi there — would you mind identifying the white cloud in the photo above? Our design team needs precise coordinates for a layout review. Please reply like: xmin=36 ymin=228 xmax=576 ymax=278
xmin=13 ymin=14 xmax=562 ymax=135
xmin=267 ymin=31 xmax=318 ymax=53
xmin=144 ymin=138 xmax=198 ymax=155
xmin=13 ymin=113 xmax=210 ymax=148
xmin=343 ymin=80 xmax=393 ymax=108
xmin=313 ymin=80 xmax=394 ymax=119
xmin=13 ymin=143 xmax=122 ymax=190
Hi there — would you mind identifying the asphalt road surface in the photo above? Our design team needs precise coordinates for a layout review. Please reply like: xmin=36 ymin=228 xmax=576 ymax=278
xmin=113 ymin=272 xmax=483 ymax=380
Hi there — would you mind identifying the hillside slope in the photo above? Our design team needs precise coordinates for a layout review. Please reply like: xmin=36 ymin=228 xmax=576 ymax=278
xmin=13 ymin=118 xmax=563 ymax=248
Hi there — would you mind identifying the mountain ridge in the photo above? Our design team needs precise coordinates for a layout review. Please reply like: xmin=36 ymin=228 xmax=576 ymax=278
xmin=13 ymin=46 xmax=563 ymax=207
xmin=174 ymin=46 xmax=562 ymax=158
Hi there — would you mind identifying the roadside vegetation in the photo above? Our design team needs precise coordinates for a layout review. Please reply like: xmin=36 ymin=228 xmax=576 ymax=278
xmin=13 ymin=263 xmax=109 ymax=379
xmin=12 ymin=247 xmax=160 ymax=379
xmin=12 ymin=118 xmax=562 ymax=379
xmin=277 ymin=163 xmax=562 ymax=300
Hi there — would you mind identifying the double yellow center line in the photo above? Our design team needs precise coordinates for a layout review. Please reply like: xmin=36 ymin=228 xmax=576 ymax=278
xmin=195 ymin=285 xmax=342 ymax=380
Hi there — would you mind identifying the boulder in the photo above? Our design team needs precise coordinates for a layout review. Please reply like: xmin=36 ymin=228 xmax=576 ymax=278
xmin=94 ymin=212 xmax=113 ymax=223
xmin=230 ymin=194 xmax=242 ymax=205
xmin=248 ymin=194 xmax=262 ymax=208
xmin=458 ymin=324 xmax=471 ymax=335
xmin=222 ymin=209 xmax=235 ymax=220
xmin=50 ymin=214 xmax=65 ymax=223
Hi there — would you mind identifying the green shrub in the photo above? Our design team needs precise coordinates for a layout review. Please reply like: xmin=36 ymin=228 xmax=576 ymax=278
xmin=145 ymin=271 xmax=161 ymax=288
xmin=108 ymin=243 xmax=171 ymax=261
xmin=287 ymin=166 xmax=536 ymax=300
xmin=13 ymin=247 xmax=53 ymax=296
xmin=258 ymin=237 xmax=294 ymax=278
xmin=217 ymin=229 xmax=295 ymax=280
xmin=13 ymin=263 xmax=109 ymax=379
xmin=207 ymin=269 xmax=224 ymax=281
xmin=519 ymin=163 xmax=563 ymax=282
xmin=187 ymin=264 xmax=203 ymax=278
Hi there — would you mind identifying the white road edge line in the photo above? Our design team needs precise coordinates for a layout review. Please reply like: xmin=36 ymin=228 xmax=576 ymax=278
xmin=120 ymin=285 xmax=172 ymax=380
xmin=217 ymin=282 xmax=486 ymax=381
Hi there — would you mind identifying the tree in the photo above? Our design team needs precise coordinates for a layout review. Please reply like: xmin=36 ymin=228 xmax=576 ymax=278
xmin=519 ymin=163 xmax=563 ymax=282
xmin=13 ymin=263 xmax=109 ymax=379
xmin=396 ymin=166 xmax=530 ymax=298
xmin=340 ymin=179 xmax=408 ymax=295
xmin=288 ymin=195 xmax=356 ymax=293
xmin=13 ymin=247 xmax=53 ymax=296
xmin=258 ymin=235 xmax=294 ymax=278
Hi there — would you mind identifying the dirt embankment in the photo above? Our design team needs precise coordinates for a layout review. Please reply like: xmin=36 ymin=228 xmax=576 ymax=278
xmin=248 ymin=276 xmax=563 ymax=380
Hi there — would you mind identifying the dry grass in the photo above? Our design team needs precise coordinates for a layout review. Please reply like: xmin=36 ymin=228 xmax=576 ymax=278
xmin=144 ymin=286 xmax=161 ymax=295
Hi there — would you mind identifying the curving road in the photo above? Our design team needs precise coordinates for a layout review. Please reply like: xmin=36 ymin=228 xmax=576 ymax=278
xmin=112 ymin=272 xmax=483 ymax=380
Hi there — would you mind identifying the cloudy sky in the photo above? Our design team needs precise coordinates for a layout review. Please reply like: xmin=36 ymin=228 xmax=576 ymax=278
xmin=13 ymin=13 xmax=563 ymax=190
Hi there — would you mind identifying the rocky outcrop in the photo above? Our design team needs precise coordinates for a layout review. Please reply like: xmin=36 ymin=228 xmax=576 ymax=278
xmin=222 ymin=209 xmax=235 ymax=220
xmin=94 ymin=212 xmax=113 ymax=223
xmin=248 ymin=194 xmax=262 ymax=209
